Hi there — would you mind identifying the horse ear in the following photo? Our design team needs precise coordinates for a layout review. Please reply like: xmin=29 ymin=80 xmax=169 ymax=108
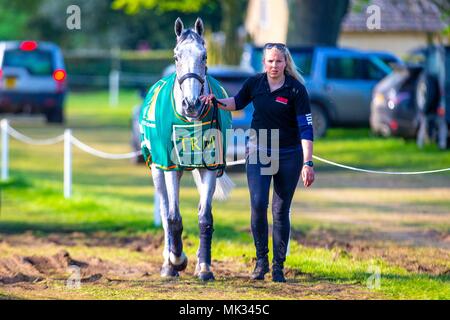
xmin=175 ymin=17 xmax=184 ymax=37
xmin=194 ymin=17 xmax=204 ymax=37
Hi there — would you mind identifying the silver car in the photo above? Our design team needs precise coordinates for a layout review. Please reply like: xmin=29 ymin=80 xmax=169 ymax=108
xmin=0 ymin=41 xmax=67 ymax=123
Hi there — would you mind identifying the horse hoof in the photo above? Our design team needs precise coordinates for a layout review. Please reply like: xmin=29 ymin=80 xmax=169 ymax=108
xmin=160 ymin=265 xmax=179 ymax=278
xmin=195 ymin=263 xmax=214 ymax=281
xmin=198 ymin=271 xmax=215 ymax=282
xmin=169 ymin=252 xmax=188 ymax=272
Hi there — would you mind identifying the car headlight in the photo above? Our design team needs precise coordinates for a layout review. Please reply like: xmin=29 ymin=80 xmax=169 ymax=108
xmin=373 ymin=92 xmax=385 ymax=106
xmin=387 ymin=100 xmax=395 ymax=110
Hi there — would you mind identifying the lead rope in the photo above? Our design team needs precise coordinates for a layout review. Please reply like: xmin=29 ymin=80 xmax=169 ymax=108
xmin=201 ymin=97 xmax=227 ymax=176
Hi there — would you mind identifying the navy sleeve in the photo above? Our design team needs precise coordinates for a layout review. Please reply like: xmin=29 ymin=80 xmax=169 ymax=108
xmin=294 ymin=84 xmax=314 ymax=141
xmin=234 ymin=77 xmax=253 ymax=110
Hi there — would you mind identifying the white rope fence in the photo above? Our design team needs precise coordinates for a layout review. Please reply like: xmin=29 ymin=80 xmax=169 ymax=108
xmin=0 ymin=119 xmax=142 ymax=198
xmin=71 ymin=136 xmax=141 ymax=160
xmin=7 ymin=126 xmax=65 ymax=145
xmin=312 ymin=155 xmax=450 ymax=175
xmin=1 ymin=118 xmax=450 ymax=197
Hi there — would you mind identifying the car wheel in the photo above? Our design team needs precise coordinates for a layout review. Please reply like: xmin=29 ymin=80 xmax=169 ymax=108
xmin=310 ymin=103 xmax=328 ymax=138
xmin=45 ymin=106 xmax=64 ymax=124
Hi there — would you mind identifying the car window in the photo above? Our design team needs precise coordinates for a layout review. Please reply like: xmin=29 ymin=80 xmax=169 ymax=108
xmin=371 ymin=56 xmax=392 ymax=74
xmin=250 ymin=49 xmax=263 ymax=72
xmin=378 ymin=57 xmax=397 ymax=68
xmin=291 ymin=50 xmax=313 ymax=76
xmin=3 ymin=49 xmax=54 ymax=75
xmin=326 ymin=56 xmax=386 ymax=80
xmin=326 ymin=57 xmax=365 ymax=80
xmin=250 ymin=48 xmax=313 ymax=76
xmin=445 ymin=48 xmax=450 ymax=86
xmin=367 ymin=59 xmax=388 ymax=80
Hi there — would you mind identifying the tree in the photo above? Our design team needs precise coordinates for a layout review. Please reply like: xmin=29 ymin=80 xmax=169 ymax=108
xmin=286 ymin=0 xmax=350 ymax=46
xmin=0 ymin=0 xmax=44 ymax=40
xmin=111 ymin=0 xmax=211 ymax=14
xmin=112 ymin=0 xmax=247 ymax=64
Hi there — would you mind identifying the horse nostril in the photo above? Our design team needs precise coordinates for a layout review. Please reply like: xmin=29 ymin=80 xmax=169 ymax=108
xmin=183 ymin=97 xmax=201 ymax=115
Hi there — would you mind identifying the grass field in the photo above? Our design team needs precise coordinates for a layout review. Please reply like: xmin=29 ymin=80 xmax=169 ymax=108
xmin=0 ymin=90 xmax=449 ymax=300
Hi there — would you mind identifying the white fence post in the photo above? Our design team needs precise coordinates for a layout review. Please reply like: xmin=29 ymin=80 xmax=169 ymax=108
xmin=64 ymin=129 xmax=72 ymax=198
xmin=1 ymin=119 xmax=9 ymax=181
xmin=109 ymin=47 xmax=120 ymax=108
xmin=109 ymin=70 xmax=120 ymax=107
xmin=154 ymin=192 xmax=161 ymax=227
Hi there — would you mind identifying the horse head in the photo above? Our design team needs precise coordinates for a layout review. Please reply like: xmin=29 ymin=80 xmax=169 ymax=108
xmin=174 ymin=17 xmax=208 ymax=121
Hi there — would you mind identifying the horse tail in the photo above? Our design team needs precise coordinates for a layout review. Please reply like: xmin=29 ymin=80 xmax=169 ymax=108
xmin=191 ymin=170 xmax=235 ymax=201
xmin=214 ymin=172 xmax=235 ymax=201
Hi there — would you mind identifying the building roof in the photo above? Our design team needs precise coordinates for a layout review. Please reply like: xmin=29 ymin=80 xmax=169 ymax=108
xmin=342 ymin=0 xmax=446 ymax=32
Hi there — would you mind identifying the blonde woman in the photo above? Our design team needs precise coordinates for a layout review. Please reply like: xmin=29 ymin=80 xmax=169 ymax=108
xmin=201 ymin=43 xmax=315 ymax=282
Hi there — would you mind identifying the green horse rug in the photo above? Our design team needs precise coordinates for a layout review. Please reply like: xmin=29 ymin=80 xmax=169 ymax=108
xmin=139 ymin=72 xmax=232 ymax=171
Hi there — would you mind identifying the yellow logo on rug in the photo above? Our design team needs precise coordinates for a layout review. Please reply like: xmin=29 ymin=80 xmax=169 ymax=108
xmin=171 ymin=122 xmax=223 ymax=167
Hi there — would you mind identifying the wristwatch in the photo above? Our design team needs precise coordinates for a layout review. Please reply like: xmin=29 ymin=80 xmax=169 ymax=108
xmin=303 ymin=160 xmax=314 ymax=167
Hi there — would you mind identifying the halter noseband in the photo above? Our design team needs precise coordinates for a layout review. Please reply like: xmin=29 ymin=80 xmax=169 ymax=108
xmin=177 ymin=72 xmax=205 ymax=85
xmin=177 ymin=67 xmax=208 ymax=100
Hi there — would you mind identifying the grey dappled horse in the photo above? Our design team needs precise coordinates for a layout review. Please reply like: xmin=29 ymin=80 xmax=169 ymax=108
xmin=152 ymin=18 xmax=231 ymax=281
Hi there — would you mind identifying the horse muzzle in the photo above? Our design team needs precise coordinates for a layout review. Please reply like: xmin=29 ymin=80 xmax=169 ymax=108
xmin=183 ymin=97 xmax=204 ymax=118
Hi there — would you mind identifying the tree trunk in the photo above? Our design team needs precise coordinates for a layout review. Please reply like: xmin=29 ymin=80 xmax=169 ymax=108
xmin=286 ymin=0 xmax=350 ymax=47
xmin=222 ymin=0 xmax=245 ymax=65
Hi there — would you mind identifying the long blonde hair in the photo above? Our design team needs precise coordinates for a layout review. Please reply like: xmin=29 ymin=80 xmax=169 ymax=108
xmin=263 ymin=44 xmax=305 ymax=84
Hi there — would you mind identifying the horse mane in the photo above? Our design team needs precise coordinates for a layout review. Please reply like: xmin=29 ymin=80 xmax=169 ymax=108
xmin=177 ymin=29 xmax=205 ymax=45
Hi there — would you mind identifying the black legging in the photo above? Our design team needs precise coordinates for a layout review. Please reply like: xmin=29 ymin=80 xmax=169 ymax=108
xmin=246 ymin=147 xmax=302 ymax=267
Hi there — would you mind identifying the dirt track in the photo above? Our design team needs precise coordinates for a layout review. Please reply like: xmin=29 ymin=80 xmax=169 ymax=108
xmin=0 ymin=227 xmax=448 ymax=299
xmin=0 ymin=231 xmax=388 ymax=300
xmin=0 ymin=172 xmax=449 ymax=299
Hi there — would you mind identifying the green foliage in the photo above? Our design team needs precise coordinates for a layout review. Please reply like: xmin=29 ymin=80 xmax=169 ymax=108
xmin=0 ymin=0 xmax=42 ymax=40
xmin=112 ymin=0 xmax=212 ymax=14
xmin=65 ymin=50 xmax=173 ymax=77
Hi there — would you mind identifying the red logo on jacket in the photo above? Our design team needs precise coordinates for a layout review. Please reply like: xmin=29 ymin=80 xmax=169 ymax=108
xmin=275 ymin=96 xmax=288 ymax=105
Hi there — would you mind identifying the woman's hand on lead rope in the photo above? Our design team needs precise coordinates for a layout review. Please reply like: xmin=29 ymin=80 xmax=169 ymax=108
xmin=301 ymin=165 xmax=315 ymax=188
xmin=200 ymin=94 xmax=215 ymax=106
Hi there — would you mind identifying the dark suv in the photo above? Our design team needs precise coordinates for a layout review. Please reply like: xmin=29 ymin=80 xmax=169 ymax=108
xmin=241 ymin=44 xmax=401 ymax=137
xmin=370 ymin=46 xmax=449 ymax=149
xmin=0 ymin=41 xmax=67 ymax=123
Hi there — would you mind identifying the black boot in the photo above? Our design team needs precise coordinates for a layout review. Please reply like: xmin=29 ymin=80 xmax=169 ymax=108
xmin=251 ymin=257 xmax=270 ymax=280
xmin=272 ymin=264 xmax=286 ymax=283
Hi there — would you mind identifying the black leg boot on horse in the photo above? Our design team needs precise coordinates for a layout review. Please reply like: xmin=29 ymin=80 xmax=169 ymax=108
xmin=160 ymin=216 xmax=187 ymax=278
xmin=195 ymin=220 xmax=215 ymax=281
xmin=167 ymin=216 xmax=188 ymax=272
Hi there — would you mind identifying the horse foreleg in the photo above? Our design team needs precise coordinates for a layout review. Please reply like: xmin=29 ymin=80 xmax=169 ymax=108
xmin=164 ymin=170 xmax=188 ymax=272
xmin=194 ymin=169 xmax=217 ymax=281
xmin=151 ymin=165 xmax=179 ymax=277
